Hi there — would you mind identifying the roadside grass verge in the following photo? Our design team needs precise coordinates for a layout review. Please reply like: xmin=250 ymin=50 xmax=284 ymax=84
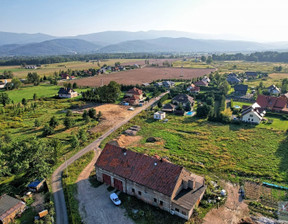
xmin=62 ymin=151 xmax=94 ymax=224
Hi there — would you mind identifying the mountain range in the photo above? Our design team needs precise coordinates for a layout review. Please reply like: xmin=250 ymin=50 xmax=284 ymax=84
xmin=0 ymin=30 xmax=287 ymax=56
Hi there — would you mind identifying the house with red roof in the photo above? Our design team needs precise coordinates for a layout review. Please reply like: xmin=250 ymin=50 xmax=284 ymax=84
xmin=256 ymin=95 xmax=288 ymax=113
xmin=195 ymin=80 xmax=208 ymax=87
xmin=95 ymin=144 xmax=206 ymax=220
xmin=124 ymin=87 xmax=143 ymax=105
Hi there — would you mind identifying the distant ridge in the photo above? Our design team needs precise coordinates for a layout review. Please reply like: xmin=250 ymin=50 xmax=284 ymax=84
xmin=0 ymin=30 xmax=288 ymax=56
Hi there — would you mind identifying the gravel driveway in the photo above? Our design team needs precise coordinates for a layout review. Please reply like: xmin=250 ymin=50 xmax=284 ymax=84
xmin=77 ymin=150 xmax=134 ymax=224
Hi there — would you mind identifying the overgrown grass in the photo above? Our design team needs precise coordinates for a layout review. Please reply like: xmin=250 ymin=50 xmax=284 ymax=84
xmin=62 ymin=151 xmax=94 ymax=224
xmin=102 ymin=111 xmax=288 ymax=184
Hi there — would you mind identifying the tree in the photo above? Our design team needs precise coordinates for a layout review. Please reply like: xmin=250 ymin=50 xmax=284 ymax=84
xmin=66 ymin=110 xmax=73 ymax=117
xmin=96 ymin=111 xmax=102 ymax=121
xmin=206 ymin=56 xmax=213 ymax=64
xmin=49 ymin=116 xmax=59 ymax=128
xmin=22 ymin=98 xmax=27 ymax=106
xmin=82 ymin=110 xmax=88 ymax=119
xmin=34 ymin=119 xmax=40 ymax=127
xmin=70 ymin=135 xmax=79 ymax=148
xmin=0 ymin=93 xmax=10 ymax=106
xmin=42 ymin=124 xmax=54 ymax=136
xmin=88 ymin=108 xmax=96 ymax=119
xmin=230 ymin=98 xmax=234 ymax=109
xmin=84 ymin=115 xmax=90 ymax=124
xmin=201 ymin=56 xmax=206 ymax=62
xmin=33 ymin=93 xmax=37 ymax=101
xmin=63 ymin=117 xmax=74 ymax=129
xmin=157 ymin=101 xmax=162 ymax=108
xmin=185 ymin=103 xmax=192 ymax=112
xmin=196 ymin=103 xmax=212 ymax=118
xmin=27 ymin=72 xmax=40 ymax=86
xmin=11 ymin=77 xmax=22 ymax=89
xmin=219 ymin=80 xmax=231 ymax=95
xmin=67 ymin=83 xmax=72 ymax=89
xmin=78 ymin=129 xmax=87 ymax=143
xmin=72 ymin=82 xmax=78 ymax=89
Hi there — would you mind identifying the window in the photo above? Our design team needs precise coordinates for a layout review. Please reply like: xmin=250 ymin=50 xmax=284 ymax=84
xmin=160 ymin=200 xmax=163 ymax=206
xmin=154 ymin=198 xmax=157 ymax=203
xmin=182 ymin=211 xmax=186 ymax=215
xmin=175 ymin=208 xmax=179 ymax=212
xmin=132 ymin=188 xmax=135 ymax=193
xmin=138 ymin=191 xmax=141 ymax=195
xmin=250 ymin=114 xmax=253 ymax=117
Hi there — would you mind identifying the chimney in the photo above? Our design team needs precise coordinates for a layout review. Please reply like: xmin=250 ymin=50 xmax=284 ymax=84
xmin=188 ymin=179 xmax=195 ymax=190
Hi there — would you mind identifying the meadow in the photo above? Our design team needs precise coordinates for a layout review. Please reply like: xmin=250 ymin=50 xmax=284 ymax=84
xmin=0 ymin=59 xmax=143 ymax=78
xmin=102 ymin=112 xmax=288 ymax=184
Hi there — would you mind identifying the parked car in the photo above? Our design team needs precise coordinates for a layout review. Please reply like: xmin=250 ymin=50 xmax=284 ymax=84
xmin=128 ymin=107 xmax=135 ymax=111
xmin=110 ymin=193 xmax=121 ymax=205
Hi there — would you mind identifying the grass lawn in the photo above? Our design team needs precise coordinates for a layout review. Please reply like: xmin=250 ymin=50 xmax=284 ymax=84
xmin=1 ymin=83 xmax=88 ymax=103
xmin=258 ymin=116 xmax=288 ymax=131
xmin=102 ymin=112 xmax=288 ymax=184
xmin=62 ymin=151 xmax=94 ymax=224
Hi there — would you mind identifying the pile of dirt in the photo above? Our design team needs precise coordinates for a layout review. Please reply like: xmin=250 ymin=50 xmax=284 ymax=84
xmin=109 ymin=134 xmax=142 ymax=148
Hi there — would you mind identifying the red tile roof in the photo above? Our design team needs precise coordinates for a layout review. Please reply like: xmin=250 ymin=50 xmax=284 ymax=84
xmin=126 ymin=87 xmax=143 ymax=96
xmin=95 ymin=144 xmax=183 ymax=196
xmin=195 ymin=80 xmax=208 ymax=86
xmin=256 ymin=95 xmax=287 ymax=111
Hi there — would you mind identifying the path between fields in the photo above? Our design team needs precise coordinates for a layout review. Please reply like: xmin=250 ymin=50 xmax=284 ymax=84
xmin=203 ymin=182 xmax=249 ymax=224
xmin=76 ymin=149 xmax=134 ymax=224
xmin=51 ymin=92 xmax=167 ymax=224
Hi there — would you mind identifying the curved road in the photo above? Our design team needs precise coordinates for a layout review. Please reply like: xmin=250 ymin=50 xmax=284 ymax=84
xmin=52 ymin=92 xmax=167 ymax=224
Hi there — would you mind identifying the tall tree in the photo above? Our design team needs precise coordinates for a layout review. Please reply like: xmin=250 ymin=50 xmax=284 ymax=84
xmin=0 ymin=93 xmax=10 ymax=106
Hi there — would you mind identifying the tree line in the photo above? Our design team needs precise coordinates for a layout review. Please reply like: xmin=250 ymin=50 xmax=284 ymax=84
xmin=212 ymin=51 xmax=288 ymax=63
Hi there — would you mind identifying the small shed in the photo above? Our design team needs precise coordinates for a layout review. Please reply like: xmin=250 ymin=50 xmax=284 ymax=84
xmin=28 ymin=179 xmax=46 ymax=192
xmin=0 ymin=194 xmax=26 ymax=224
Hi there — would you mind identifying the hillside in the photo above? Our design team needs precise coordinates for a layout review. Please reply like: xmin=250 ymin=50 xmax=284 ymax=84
xmin=0 ymin=39 xmax=101 ymax=56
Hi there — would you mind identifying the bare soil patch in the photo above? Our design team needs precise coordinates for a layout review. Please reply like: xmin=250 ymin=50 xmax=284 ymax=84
xmin=203 ymin=182 xmax=249 ymax=224
xmin=73 ymin=67 xmax=215 ymax=87
xmin=109 ymin=134 xmax=142 ymax=148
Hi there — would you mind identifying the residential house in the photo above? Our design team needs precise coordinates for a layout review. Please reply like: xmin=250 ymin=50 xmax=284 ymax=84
xmin=25 ymin=65 xmax=37 ymax=69
xmin=95 ymin=144 xmax=206 ymax=220
xmin=0 ymin=194 xmax=26 ymax=224
xmin=124 ymin=87 xmax=143 ymax=106
xmin=267 ymin=85 xmax=281 ymax=95
xmin=61 ymin=74 xmax=70 ymax=80
xmin=234 ymin=84 xmax=248 ymax=95
xmin=241 ymin=103 xmax=266 ymax=124
xmin=245 ymin=72 xmax=258 ymax=79
xmin=58 ymin=88 xmax=78 ymax=98
xmin=154 ymin=111 xmax=166 ymax=120
xmin=142 ymin=83 xmax=150 ymax=87
xmin=202 ymin=76 xmax=210 ymax=83
xmin=162 ymin=81 xmax=175 ymax=88
xmin=172 ymin=94 xmax=194 ymax=108
xmin=154 ymin=82 xmax=163 ymax=87
xmin=195 ymin=80 xmax=208 ymax=87
xmin=162 ymin=103 xmax=176 ymax=112
xmin=256 ymin=95 xmax=288 ymax=113
xmin=227 ymin=74 xmax=241 ymax=85
xmin=187 ymin=84 xmax=200 ymax=93
xmin=0 ymin=79 xmax=11 ymax=89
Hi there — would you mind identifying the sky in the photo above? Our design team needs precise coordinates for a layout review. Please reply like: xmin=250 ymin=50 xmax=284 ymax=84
xmin=1 ymin=0 xmax=288 ymax=42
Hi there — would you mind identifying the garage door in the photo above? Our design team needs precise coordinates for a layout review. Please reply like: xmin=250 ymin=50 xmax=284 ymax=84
xmin=114 ymin=178 xmax=123 ymax=191
xmin=102 ymin=174 xmax=111 ymax=185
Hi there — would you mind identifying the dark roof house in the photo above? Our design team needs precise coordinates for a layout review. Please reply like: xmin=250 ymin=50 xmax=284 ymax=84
xmin=256 ymin=95 xmax=288 ymax=113
xmin=162 ymin=103 xmax=176 ymax=112
xmin=172 ymin=94 xmax=194 ymax=106
xmin=234 ymin=84 xmax=248 ymax=95
xmin=227 ymin=76 xmax=241 ymax=85
xmin=245 ymin=72 xmax=258 ymax=79
xmin=195 ymin=80 xmax=208 ymax=87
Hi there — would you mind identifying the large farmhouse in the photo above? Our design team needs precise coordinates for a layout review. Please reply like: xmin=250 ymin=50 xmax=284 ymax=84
xmin=95 ymin=144 xmax=206 ymax=220
xmin=0 ymin=194 xmax=26 ymax=224
xmin=124 ymin=87 xmax=144 ymax=105
xmin=256 ymin=95 xmax=288 ymax=113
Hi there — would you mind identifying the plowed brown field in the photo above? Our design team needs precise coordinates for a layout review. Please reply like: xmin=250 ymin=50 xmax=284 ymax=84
xmin=73 ymin=67 xmax=215 ymax=87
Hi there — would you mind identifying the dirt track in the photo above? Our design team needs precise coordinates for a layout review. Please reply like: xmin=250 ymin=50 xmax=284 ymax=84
xmin=73 ymin=67 xmax=215 ymax=87
xmin=203 ymin=182 xmax=249 ymax=224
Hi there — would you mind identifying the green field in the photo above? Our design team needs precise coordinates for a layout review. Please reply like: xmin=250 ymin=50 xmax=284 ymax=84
xmin=103 ymin=112 xmax=288 ymax=184
xmin=0 ymin=59 xmax=143 ymax=78
xmin=1 ymin=84 xmax=87 ymax=103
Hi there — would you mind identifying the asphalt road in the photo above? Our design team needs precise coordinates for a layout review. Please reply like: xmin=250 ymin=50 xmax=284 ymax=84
xmin=51 ymin=92 xmax=167 ymax=224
